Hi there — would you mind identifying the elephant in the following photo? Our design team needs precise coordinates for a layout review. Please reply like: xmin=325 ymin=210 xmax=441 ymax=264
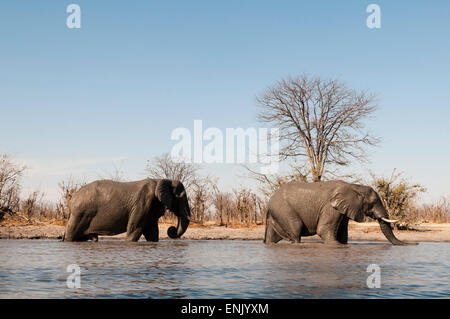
xmin=264 ymin=180 xmax=417 ymax=246
xmin=63 ymin=179 xmax=191 ymax=242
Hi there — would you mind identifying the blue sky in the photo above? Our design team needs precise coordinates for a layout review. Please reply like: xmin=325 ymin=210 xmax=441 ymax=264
xmin=0 ymin=1 xmax=449 ymax=202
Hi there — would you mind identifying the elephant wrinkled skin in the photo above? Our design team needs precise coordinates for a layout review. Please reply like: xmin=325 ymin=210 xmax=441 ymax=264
xmin=64 ymin=179 xmax=190 ymax=242
xmin=264 ymin=180 xmax=417 ymax=246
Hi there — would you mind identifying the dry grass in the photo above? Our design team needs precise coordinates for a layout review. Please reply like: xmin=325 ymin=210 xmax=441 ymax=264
xmin=2 ymin=191 xmax=448 ymax=231
xmin=407 ymin=197 xmax=450 ymax=224
xmin=0 ymin=212 xmax=67 ymax=227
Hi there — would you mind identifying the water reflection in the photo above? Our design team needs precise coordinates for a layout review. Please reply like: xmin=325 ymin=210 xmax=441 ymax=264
xmin=0 ymin=240 xmax=449 ymax=298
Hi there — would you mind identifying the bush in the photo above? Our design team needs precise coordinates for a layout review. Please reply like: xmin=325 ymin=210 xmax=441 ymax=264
xmin=56 ymin=178 xmax=86 ymax=219
xmin=409 ymin=197 xmax=450 ymax=224
xmin=371 ymin=169 xmax=426 ymax=228
xmin=0 ymin=154 xmax=26 ymax=220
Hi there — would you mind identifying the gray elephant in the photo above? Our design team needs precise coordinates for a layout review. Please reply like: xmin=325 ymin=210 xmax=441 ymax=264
xmin=264 ymin=180 xmax=416 ymax=245
xmin=64 ymin=179 xmax=191 ymax=242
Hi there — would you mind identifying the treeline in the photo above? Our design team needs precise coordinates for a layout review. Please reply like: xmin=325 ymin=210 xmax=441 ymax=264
xmin=0 ymin=154 xmax=84 ymax=224
xmin=0 ymin=153 xmax=268 ymax=226
xmin=2 ymin=74 xmax=450 ymax=227
xmin=148 ymin=154 xmax=266 ymax=226
xmin=0 ymin=153 xmax=449 ymax=228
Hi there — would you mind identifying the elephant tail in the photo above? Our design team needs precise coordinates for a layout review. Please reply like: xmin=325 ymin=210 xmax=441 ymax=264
xmin=61 ymin=205 xmax=71 ymax=242
xmin=61 ymin=204 xmax=71 ymax=241
xmin=263 ymin=208 xmax=270 ymax=243
xmin=264 ymin=208 xmax=291 ymax=244
xmin=62 ymin=199 xmax=76 ymax=242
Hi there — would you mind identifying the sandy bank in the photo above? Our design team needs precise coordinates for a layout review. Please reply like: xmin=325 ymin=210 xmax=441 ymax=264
xmin=1 ymin=222 xmax=450 ymax=242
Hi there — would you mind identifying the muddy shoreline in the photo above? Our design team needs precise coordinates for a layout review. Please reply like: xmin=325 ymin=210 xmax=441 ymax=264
xmin=1 ymin=222 xmax=450 ymax=242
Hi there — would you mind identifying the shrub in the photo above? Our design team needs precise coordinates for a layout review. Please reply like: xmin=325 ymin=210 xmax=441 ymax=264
xmin=56 ymin=178 xmax=86 ymax=219
xmin=0 ymin=154 xmax=26 ymax=220
xmin=409 ymin=197 xmax=450 ymax=224
xmin=371 ymin=169 xmax=426 ymax=228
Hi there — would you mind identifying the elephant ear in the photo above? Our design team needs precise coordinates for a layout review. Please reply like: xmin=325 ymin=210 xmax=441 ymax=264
xmin=171 ymin=180 xmax=186 ymax=199
xmin=155 ymin=179 xmax=174 ymax=210
xmin=330 ymin=185 xmax=366 ymax=222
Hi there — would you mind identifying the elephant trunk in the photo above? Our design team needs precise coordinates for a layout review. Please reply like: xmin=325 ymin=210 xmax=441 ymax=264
xmin=167 ymin=216 xmax=189 ymax=238
xmin=167 ymin=200 xmax=190 ymax=239
xmin=373 ymin=206 xmax=416 ymax=245
xmin=377 ymin=219 xmax=411 ymax=246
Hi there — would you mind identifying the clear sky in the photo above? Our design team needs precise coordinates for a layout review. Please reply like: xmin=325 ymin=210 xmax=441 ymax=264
xmin=0 ymin=1 xmax=449 ymax=203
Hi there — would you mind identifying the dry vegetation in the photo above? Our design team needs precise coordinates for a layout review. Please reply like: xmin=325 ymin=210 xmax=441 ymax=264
xmin=408 ymin=198 xmax=450 ymax=224
xmin=256 ymin=74 xmax=379 ymax=182
xmin=146 ymin=153 xmax=265 ymax=226
xmin=0 ymin=155 xmax=83 ymax=226
xmin=369 ymin=169 xmax=449 ymax=228
xmin=1 ymin=75 xmax=449 ymax=229
xmin=0 ymin=153 xmax=266 ymax=228
xmin=0 ymin=152 xmax=448 ymax=230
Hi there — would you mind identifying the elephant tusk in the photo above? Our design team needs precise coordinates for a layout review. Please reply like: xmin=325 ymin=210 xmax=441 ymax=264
xmin=381 ymin=217 xmax=399 ymax=223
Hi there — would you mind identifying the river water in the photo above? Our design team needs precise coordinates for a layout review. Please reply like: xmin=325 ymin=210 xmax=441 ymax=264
xmin=1 ymin=240 xmax=449 ymax=298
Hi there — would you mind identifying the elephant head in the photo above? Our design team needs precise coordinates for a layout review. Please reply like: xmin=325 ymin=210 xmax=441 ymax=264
xmin=330 ymin=183 xmax=416 ymax=245
xmin=156 ymin=179 xmax=191 ymax=239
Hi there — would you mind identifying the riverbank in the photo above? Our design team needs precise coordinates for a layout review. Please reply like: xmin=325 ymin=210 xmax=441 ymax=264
xmin=1 ymin=221 xmax=450 ymax=242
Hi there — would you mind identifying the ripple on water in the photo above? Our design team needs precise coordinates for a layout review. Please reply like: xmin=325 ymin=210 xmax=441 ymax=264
xmin=0 ymin=240 xmax=449 ymax=298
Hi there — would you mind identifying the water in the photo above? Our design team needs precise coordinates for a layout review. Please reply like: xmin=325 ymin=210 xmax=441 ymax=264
xmin=1 ymin=240 xmax=449 ymax=298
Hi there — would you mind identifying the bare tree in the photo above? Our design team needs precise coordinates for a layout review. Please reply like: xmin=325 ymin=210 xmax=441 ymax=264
xmin=0 ymin=154 xmax=26 ymax=218
xmin=212 ymin=191 xmax=230 ymax=226
xmin=257 ymin=74 xmax=379 ymax=182
xmin=99 ymin=162 xmax=127 ymax=182
xmin=56 ymin=177 xmax=86 ymax=219
xmin=147 ymin=153 xmax=216 ymax=223
xmin=185 ymin=176 xmax=215 ymax=222
xmin=145 ymin=153 xmax=199 ymax=191
xmin=245 ymin=163 xmax=309 ymax=198
xmin=231 ymin=188 xmax=262 ymax=226
xmin=21 ymin=190 xmax=45 ymax=219
xmin=211 ymin=182 xmax=264 ymax=227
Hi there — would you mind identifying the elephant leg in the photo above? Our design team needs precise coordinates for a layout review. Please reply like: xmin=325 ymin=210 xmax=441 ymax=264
xmin=143 ymin=222 xmax=159 ymax=242
xmin=125 ymin=208 xmax=148 ymax=242
xmin=126 ymin=219 xmax=144 ymax=242
xmin=337 ymin=216 xmax=349 ymax=244
xmin=264 ymin=218 xmax=282 ymax=244
xmin=126 ymin=228 xmax=143 ymax=242
xmin=269 ymin=209 xmax=303 ymax=243
xmin=317 ymin=210 xmax=344 ymax=245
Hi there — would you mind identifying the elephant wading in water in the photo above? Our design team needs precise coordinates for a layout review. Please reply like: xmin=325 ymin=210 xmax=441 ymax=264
xmin=64 ymin=179 xmax=191 ymax=242
xmin=264 ymin=180 xmax=417 ymax=246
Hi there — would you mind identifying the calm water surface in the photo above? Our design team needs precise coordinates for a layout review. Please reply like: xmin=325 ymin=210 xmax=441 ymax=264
xmin=1 ymin=240 xmax=449 ymax=298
